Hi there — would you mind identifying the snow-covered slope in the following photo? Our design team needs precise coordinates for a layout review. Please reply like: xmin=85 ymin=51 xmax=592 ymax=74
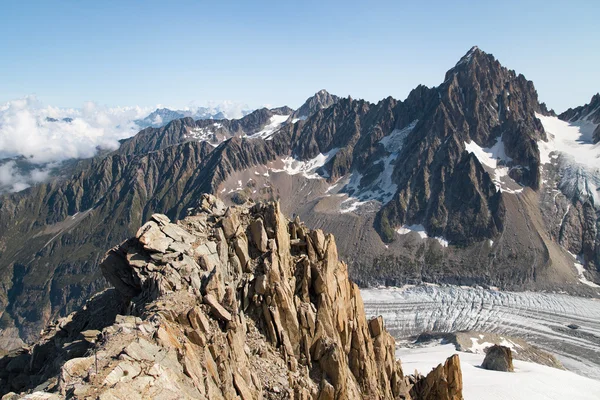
xmin=362 ymin=285 xmax=600 ymax=380
xmin=536 ymin=113 xmax=600 ymax=206
xmin=397 ymin=343 xmax=600 ymax=400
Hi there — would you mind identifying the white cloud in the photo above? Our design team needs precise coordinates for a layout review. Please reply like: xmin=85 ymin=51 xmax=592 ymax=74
xmin=0 ymin=96 xmax=253 ymax=193
xmin=0 ymin=160 xmax=53 ymax=193
xmin=0 ymin=96 xmax=152 ymax=163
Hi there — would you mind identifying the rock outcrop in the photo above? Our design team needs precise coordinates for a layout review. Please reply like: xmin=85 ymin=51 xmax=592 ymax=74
xmin=481 ymin=345 xmax=514 ymax=372
xmin=408 ymin=355 xmax=462 ymax=400
xmin=0 ymin=196 xmax=463 ymax=399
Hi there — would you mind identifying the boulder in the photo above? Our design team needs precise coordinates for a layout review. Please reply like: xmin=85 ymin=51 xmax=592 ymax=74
xmin=482 ymin=345 xmax=514 ymax=372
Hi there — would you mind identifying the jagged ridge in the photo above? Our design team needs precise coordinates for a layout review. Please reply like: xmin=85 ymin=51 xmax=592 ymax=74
xmin=0 ymin=196 xmax=462 ymax=399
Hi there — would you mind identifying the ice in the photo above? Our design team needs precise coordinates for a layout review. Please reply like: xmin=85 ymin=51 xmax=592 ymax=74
xmin=536 ymin=113 xmax=600 ymax=207
xmin=396 ymin=344 xmax=600 ymax=400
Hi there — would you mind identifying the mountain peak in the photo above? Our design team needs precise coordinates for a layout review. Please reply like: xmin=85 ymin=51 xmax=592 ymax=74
xmin=454 ymin=45 xmax=486 ymax=67
xmin=291 ymin=89 xmax=340 ymax=120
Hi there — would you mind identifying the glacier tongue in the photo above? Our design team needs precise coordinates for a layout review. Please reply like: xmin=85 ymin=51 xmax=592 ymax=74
xmin=362 ymin=285 xmax=600 ymax=380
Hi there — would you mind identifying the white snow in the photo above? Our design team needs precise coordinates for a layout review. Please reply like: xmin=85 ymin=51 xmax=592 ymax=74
xmin=536 ymin=113 xmax=600 ymax=207
xmin=396 ymin=344 xmax=600 ymax=400
xmin=272 ymin=148 xmax=340 ymax=180
xmin=464 ymin=137 xmax=523 ymax=194
xmin=248 ymin=115 xmax=289 ymax=140
xmin=397 ymin=224 xmax=428 ymax=238
xmin=396 ymin=224 xmax=449 ymax=247
xmin=573 ymin=259 xmax=600 ymax=288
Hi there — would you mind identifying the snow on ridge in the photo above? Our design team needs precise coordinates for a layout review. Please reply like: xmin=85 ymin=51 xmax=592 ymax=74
xmin=536 ymin=113 xmax=600 ymax=207
xmin=247 ymin=114 xmax=290 ymax=140
xmin=396 ymin=224 xmax=449 ymax=247
xmin=464 ymin=137 xmax=523 ymax=194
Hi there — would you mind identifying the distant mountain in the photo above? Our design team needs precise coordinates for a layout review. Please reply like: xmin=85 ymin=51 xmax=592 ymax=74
xmin=134 ymin=105 xmax=254 ymax=128
xmin=1 ymin=48 xmax=599 ymax=353
xmin=291 ymin=89 xmax=340 ymax=121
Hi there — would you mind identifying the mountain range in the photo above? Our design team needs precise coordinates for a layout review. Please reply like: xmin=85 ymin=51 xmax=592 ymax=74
xmin=134 ymin=105 xmax=254 ymax=129
xmin=0 ymin=46 xmax=599 ymax=352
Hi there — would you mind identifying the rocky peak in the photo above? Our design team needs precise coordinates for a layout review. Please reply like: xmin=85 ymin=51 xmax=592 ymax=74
xmin=291 ymin=89 xmax=340 ymax=120
xmin=0 ymin=195 xmax=463 ymax=399
xmin=559 ymin=93 xmax=600 ymax=123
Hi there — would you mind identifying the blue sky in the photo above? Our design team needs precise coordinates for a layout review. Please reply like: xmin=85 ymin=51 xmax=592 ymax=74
xmin=1 ymin=0 xmax=599 ymax=112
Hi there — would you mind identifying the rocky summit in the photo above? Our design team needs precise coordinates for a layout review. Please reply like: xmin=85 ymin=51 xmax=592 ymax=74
xmin=0 ymin=195 xmax=462 ymax=400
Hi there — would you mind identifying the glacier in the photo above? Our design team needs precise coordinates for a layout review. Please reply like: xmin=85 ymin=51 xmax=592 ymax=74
xmin=362 ymin=285 xmax=600 ymax=380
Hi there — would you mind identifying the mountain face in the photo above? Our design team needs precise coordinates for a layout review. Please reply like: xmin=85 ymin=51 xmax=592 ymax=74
xmin=0 ymin=50 xmax=599 ymax=351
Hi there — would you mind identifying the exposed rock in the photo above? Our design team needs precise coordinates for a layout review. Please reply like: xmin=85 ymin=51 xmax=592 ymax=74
xmin=409 ymin=354 xmax=463 ymax=400
xmin=0 ymin=197 xmax=462 ymax=399
xmin=482 ymin=345 xmax=514 ymax=372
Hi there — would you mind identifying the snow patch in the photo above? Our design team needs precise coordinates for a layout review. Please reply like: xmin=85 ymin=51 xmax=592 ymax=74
xmin=248 ymin=115 xmax=290 ymax=140
xmin=573 ymin=259 xmax=600 ymax=288
xmin=272 ymin=148 xmax=339 ymax=180
xmin=464 ymin=137 xmax=523 ymax=194
xmin=396 ymin=224 xmax=448 ymax=247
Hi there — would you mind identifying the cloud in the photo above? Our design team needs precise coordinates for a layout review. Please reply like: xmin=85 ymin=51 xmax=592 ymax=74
xmin=0 ymin=96 xmax=153 ymax=164
xmin=0 ymin=96 xmax=252 ymax=193
xmin=0 ymin=160 xmax=53 ymax=193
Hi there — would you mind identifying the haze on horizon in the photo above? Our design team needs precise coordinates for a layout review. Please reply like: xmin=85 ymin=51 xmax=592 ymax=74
xmin=0 ymin=0 xmax=599 ymax=113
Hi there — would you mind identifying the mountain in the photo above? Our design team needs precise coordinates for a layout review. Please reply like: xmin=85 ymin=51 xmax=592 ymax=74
xmin=290 ymin=89 xmax=340 ymax=121
xmin=0 ymin=197 xmax=462 ymax=399
xmin=134 ymin=105 xmax=254 ymax=129
xmin=1 ymin=49 xmax=599 ymax=352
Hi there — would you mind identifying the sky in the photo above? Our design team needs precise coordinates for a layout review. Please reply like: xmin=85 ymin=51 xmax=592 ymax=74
xmin=0 ymin=0 xmax=599 ymax=112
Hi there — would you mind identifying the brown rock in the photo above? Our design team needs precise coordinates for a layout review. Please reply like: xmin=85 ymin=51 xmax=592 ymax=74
xmin=482 ymin=345 xmax=514 ymax=372
xmin=250 ymin=218 xmax=269 ymax=253
xmin=203 ymin=294 xmax=232 ymax=322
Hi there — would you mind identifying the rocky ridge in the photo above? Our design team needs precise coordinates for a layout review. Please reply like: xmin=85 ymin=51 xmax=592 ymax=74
xmin=559 ymin=93 xmax=600 ymax=142
xmin=0 ymin=196 xmax=462 ymax=399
